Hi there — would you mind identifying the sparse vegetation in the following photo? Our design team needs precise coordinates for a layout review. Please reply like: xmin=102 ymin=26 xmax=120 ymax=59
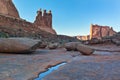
xmin=0 ymin=32 xmax=9 ymax=38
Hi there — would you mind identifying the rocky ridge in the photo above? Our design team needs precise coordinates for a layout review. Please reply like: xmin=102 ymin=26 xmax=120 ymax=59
xmin=0 ymin=0 xmax=56 ymax=36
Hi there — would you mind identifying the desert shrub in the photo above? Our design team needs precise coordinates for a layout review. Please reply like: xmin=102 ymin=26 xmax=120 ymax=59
xmin=0 ymin=32 xmax=9 ymax=38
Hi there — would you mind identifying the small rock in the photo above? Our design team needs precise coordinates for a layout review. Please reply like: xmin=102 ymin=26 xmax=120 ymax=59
xmin=111 ymin=39 xmax=120 ymax=46
xmin=48 ymin=43 xmax=59 ymax=49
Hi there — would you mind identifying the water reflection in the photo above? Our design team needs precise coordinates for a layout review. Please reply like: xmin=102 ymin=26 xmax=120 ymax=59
xmin=35 ymin=63 xmax=66 ymax=80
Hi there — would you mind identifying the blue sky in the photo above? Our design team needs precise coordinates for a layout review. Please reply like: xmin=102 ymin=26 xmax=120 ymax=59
xmin=13 ymin=0 xmax=120 ymax=36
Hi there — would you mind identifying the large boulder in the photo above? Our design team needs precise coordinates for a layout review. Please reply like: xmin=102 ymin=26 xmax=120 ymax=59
xmin=64 ymin=42 xmax=81 ymax=51
xmin=76 ymin=44 xmax=94 ymax=55
xmin=0 ymin=38 xmax=41 ymax=53
xmin=64 ymin=42 xmax=94 ymax=55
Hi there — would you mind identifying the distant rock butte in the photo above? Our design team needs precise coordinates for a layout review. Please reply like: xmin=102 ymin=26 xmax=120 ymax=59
xmin=77 ymin=24 xmax=116 ymax=40
xmin=90 ymin=24 xmax=116 ymax=39
xmin=0 ymin=0 xmax=56 ymax=35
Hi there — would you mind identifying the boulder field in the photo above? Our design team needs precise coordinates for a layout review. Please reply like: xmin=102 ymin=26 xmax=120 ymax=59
xmin=0 ymin=43 xmax=120 ymax=80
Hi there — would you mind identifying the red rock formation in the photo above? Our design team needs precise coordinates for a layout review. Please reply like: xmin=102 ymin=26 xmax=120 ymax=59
xmin=0 ymin=0 xmax=20 ymax=18
xmin=34 ymin=9 xmax=56 ymax=34
xmin=0 ymin=1 xmax=56 ymax=35
xmin=90 ymin=24 xmax=116 ymax=39
xmin=77 ymin=24 xmax=116 ymax=40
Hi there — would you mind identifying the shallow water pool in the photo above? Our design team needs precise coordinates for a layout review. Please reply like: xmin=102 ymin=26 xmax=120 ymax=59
xmin=35 ymin=62 xmax=66 ymax=80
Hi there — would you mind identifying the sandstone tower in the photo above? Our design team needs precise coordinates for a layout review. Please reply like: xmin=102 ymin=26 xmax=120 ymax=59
xmin=0 ymin=0 xmax=20 ymax=18
xmin=34 ymin=9 xmax=52 ymax=28
xmin=34 ymin=9 xmax=56 ymax=34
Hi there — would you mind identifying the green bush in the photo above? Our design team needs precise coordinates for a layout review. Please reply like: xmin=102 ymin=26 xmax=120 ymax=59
xmin=0 ymin=32 xmax=9 ymax=38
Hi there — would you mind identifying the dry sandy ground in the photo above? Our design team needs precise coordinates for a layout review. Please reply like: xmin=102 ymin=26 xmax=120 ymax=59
xmin=0 ymin=44 xmax=120 ymax=80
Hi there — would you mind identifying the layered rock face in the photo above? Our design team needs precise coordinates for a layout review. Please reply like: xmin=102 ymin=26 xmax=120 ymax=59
xmin=0 ymin=0 xmax=20 ymax=18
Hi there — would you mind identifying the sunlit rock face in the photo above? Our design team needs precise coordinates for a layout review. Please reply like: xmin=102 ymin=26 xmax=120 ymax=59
xmin=90 ymin=24 xmax=116 ymax=39
xmin=77 ymin=24 xmax=116 ymax=40
xmin=0 ymin=0 xmax=20 ymax=18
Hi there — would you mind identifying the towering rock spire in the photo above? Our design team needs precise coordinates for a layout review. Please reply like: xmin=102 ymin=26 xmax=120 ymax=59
xmin=34 ymin=9 xmax=56 ymax=34
xmin=34 ymin=9 xmax=52 ymax=28
xmin=0 ymin=0 xmax=20 ymax=18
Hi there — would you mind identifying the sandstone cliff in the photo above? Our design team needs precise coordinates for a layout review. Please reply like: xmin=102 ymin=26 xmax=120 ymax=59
xmin=0 ymin=0 xmax=20 ymax=18
xmin=77 ymin=24 xmax=116 ymax=40
xmin=90 ymin=24 xmax=116 ymax=39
